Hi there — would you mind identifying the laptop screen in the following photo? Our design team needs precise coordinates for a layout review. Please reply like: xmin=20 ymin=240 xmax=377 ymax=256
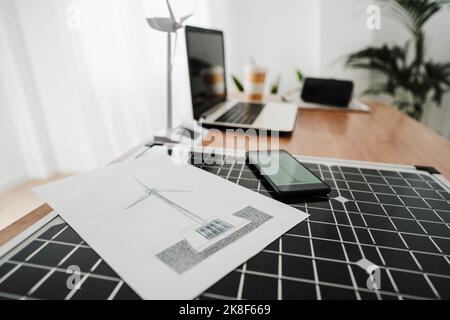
xmin=186 ymin=26 xmax=227 ymax=120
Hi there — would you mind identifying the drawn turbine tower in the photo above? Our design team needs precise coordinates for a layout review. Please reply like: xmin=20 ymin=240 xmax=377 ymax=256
xmin=126 ymin=179 xmax=204 ymax=223
xmin=127 ymin=179 xmax=250 ymax=251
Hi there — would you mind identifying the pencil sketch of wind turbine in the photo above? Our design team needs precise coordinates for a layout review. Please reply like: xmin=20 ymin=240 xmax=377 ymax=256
xmin=126 ymin=178 xmax=251 ymax=252
xmin=126 ymin=178 xmax=205 ymax=223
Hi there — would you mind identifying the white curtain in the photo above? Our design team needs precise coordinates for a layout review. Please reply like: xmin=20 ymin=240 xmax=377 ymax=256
xmin=0 ymin=0 xmax=211 ymax=178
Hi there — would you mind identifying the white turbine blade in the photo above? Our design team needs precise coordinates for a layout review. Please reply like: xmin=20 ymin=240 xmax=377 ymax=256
xmin=180 ymin=13 xmax=194 ymax=24
xmin=166 ymin=0 xmax=176 ymax=22
xmin=147 ymin=17 xmax=175 ymax=32
xmin=157 ymin=189 xmax=190 ymax=193
xmin=126 ymin=194 xmax=150 ymax=210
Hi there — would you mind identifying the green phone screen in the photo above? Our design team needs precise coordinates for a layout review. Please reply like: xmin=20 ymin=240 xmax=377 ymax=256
xmin=250 ymin=151 xmax=322 ymax=187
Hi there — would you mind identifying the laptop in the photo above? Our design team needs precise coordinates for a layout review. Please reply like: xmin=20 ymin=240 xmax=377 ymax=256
xmin=185 ymin=26 xmax=298 ymax=133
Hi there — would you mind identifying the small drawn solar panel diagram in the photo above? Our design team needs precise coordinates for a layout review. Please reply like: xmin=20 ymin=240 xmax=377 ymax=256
xmin=196 ymin=220 xmax=233 ymax=240
xmin=126 ymin=178 xmax=252 ymax=253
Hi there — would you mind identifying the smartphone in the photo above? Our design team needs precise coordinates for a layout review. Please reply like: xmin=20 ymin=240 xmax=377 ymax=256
xmin=247 ymin=150 xmax=331 ymax=197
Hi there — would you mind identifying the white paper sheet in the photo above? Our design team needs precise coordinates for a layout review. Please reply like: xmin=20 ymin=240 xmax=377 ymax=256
xmin=34 ymin=155 xmax=308 ymax=300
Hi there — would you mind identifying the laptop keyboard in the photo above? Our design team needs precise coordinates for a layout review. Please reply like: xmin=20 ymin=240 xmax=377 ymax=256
xmin=216 ymin=103 xmax=265 ymax=125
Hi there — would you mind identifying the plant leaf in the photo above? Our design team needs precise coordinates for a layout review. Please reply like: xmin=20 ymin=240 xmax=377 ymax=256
xmin=424 ymin=61 xmax=450 ymax=105
xmin=270 ymin=75 xmax=281 ymax=95
xmin=231 ymin=75 xmax=244 ymax=92
xmin=384 ymin=0 xmax=449 ymax=34
xmin=346 ymin=0 xmax=450 ymax=119
xmin=296 ymin=70 xmax=304 ymax=83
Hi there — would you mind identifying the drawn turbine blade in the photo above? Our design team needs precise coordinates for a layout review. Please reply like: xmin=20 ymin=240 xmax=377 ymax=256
xmin=154 ymin=192 xmax=205 ymax=223
xmin=126 ymin=194 xmax=150 ymax=210
xmin=166 ymin=0 xmax=176 ymax=21
xmin=134 ymin=178 xmax=151 ymax=193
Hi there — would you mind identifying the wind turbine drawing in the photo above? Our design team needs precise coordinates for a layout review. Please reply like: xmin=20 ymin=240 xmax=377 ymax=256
xmin=146 ymin=0 xmax=193 ymax=133
xmin=127 ymin=178 xmax=250 ymax=251
xmin=126 ymin=178 xmax=204 ymax=223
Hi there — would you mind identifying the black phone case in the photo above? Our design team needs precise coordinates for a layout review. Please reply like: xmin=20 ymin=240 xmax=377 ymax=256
xmin=246 ymin=150 xmax=331 ymax=198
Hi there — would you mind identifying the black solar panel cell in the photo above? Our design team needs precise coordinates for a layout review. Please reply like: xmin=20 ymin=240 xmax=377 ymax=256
xmin=30 ymin=271 xmax=74 ymax=300
xmin=205 ymin=271 xmax=240 ymax=298
xmin=246 ymin=252 xmax=278 ymax=275
xmin=282 ymin=280 xmax=317 ymax=300
xmin=282 ymin=255 xmax=314 ymax=280
xmin=241 ymin=274 xmax=278 ymax=300
xmin=429 ymin=276 xmax=450 ymax=299
xmin=1 ymin=154 xmax=449 ymax=300
xmin=0 ymin=265 xmax=48 ymax=296
xmin=112 ymin=283 xmax=141 ymax=300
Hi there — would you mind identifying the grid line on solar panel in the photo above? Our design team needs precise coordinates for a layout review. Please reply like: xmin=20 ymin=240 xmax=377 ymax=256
xmin=319 ymin=164 xmax=366 ymax=298
xmin=236 ymin=263 xmax=246 ymax=300
xmin=1 ymin=260 xmax=121 ymax=283
xmin=333 ymin=184 xmax=450 ymax=208
xmin=281 ymin=232 xmax=450 ymax=261
xmin=0 ymin=227 xmax=126 ymax=300
xmin=334 ymin=166 xmax=423 ymax=295
xmin=369 ymin=187 xmax=427 ymax=267
xmin=277 ymin=239 xmax=283 ymax=299
xmin=207 ymin=159 xmax=446 ymax=300
xmin=0 ymin=263 xmax=122 ymax=299
xmin=330 ymin=170 xmax=376 ymax=254
xmin=34 ymin=238 xmax=90 ymax=249
xmin=306 ymin=213 xmax=322 ymax=300
xmin=333 ymin=179 xmax=449 ymax=199
xmin=227 ymin=266 xmax=441 ymax=300
xmin=206 ymin=158 xmax=448 ymax=300
xmin=309 ymin=199 xmax=450 ymax=224
xmin=2 ymin=153 xmax=450 ymax=300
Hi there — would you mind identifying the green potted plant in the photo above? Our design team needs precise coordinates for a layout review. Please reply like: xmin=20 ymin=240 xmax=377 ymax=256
xmin=346 ymin=0 xmax=450 ymax=121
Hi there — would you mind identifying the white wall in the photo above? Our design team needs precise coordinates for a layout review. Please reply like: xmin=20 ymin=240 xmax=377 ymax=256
xmin=0 ymin=89 xmax=28 ymax=192
xmin=0 ymin=2 xmax=28 ymax=191
xmin=420 ymin=10 xmax=450 ymax=138
xmin=0 ymin=0 xmax=56 ymax=182
xmin=0 ymin=0 xmax=57 ymax=190
xmin=319 ymin=0 xmax=374 ymax=95
xmin=206 ymin=0 xmax=374 ymax=95
xmin=208 ymin=0 xmax=321 ymax=93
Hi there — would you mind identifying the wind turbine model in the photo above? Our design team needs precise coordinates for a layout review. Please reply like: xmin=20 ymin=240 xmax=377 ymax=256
xmin=146 ymin=0 xmax=193 ymax=133
xmin=127 ymin=178 xmax=250 ymax=252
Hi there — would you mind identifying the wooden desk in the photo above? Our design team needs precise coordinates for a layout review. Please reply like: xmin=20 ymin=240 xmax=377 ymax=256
xmin=204 ymin=100 xmax=450 ymax=178
xmin=1 ymin=100 xmax=449 ymax=246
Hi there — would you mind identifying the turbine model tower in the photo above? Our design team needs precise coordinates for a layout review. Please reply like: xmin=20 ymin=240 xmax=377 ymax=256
xmin=146 ymin=0 xmax=193 ymax=131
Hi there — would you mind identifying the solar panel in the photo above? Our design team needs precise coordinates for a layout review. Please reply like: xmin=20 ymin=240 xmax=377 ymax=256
xmin=0 ymin=147 xmax=449 ymax=300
